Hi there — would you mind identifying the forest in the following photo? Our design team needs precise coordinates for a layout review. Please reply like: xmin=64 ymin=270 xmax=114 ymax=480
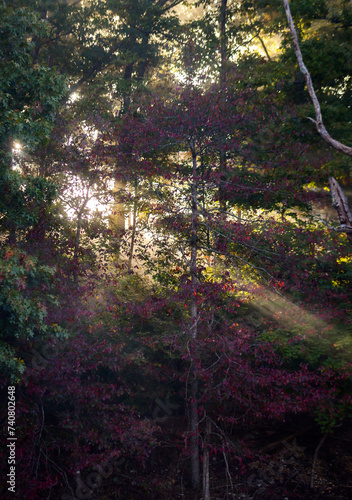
xmin=1 ymin=0 xmax=352 ymax=498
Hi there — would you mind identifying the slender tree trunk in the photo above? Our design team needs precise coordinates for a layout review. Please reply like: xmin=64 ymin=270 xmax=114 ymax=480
xmin=190 ymin=139 xmax=200 ymax=490
xmin=190 ymin=143 xmax=198 ymax=340
xmin=73 ymin=212 xmax=82 ymax=285
xmin=73 ymin=195 xmax=89 ymax=284
xmin=122 ymin=30 xmax=151 ymax=114
xmin=123 ymin=36 xmax=149 ymax=266
xmin=219 ymin=0 xmax=228 ymax=90
xmin=122 ymin=63 xmax=134 ymax=114
xmin=128 ymin=180 xmax=138 ymax=271
xmin=190 ymin=376 xmax=199 ymax=489
xmin=257 ymin=33 xmax=272 ymax=62
xmin=219 ymin=0 xmax=228 ymax=219
xmin=2 ymin=136 xmax=17 ymax=244
xmin=203 ymin=417 xmax=211 ymax=500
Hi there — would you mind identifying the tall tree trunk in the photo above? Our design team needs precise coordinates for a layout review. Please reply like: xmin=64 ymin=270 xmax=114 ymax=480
xmin=73 ymin=212 xmax=82 ymax=285
xmin=73 ymin=196 xmax=89 ymax=285
xmin=190 ymin=139 xmax=200 ymax=490
xmin=219 ymin=0 xmax=228 ymax=90
xmin=137 ymin=34 xmax=150 ymax=82
xmin=128 ymin=179 xmax=138 ymax=271
xmin=2 ymin=136 xmax=17 ymax=245
xmin=122 ymin=63 xmax=134 ymax=114
xmin=218 ymin=0 xmax=228 ymax=229
xmin=203 ymin=417 xmax=211 ymax=500
xmin=122 ymin=32 xmax=150 ymax=114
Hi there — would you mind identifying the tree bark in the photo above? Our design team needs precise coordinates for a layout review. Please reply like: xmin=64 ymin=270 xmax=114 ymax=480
xmin=73 ymin=212 xmax=82 ymax=285
xmin=122 ymin=63 xmax=134 ymax=115
xmin=282 ymin=0 xmax=352 ymax=245
xmin=137 ymin=34 xmax=151 ymax=82
xmin=257 ymin=33 xmax=272 ymax=62
xmin=203 ymin=417 xmax=211 ymax=500
xmin=1 ymin=136 xmax=17 ymax=244
xmin=218 ymin=0 xmax=229 ymax=225
xmin=282 ymin=0 xmax=352 ymax=157
xmin=73 ymin=194 xmax=90 ymax=285
xmin=219 ymin=0 xmax=228 ymax=89
xmin=189 ymin=139 xmax=200 ymax=490
xmin=128 ymin=179 xmax=138 ymax=271
xmin=328 ymin=177 xmax=352 ymax=245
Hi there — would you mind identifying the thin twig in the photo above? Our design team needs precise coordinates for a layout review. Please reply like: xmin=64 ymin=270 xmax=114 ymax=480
xmin=310 ymin=432 xmax=328 ymax=489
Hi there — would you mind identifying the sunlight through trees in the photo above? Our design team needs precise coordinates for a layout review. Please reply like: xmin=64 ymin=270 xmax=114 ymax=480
xmin=1 ymin=1 xmax=352 ymax=499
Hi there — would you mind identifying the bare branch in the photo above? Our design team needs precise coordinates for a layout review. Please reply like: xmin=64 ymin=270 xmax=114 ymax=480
xmin=283 ymin=0 xmax=352 ymax=246
xmin=282 ymin=0 xmax=352 ymax=156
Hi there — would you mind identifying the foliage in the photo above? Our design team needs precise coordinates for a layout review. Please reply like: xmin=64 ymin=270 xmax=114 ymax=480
xmin=0 ymin=3 xmax=67 ymax=155
xmin=0 ymin=247 xmax=67 ymax=381
xmin=1 ymin=0 xmax=352 ymax=498
xmin=0 ymin=332 xmax=158 ymax=499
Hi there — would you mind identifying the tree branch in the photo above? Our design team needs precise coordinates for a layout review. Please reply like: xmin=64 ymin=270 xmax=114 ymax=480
xmin=283 ymin=0 xmax=352 ymax=246
xmin=282 ymin=0 xmax=352 ymax=156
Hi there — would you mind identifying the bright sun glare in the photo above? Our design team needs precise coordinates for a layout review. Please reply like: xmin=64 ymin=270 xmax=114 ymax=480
xmin=60 ymin=174 xmax=114 ymax=222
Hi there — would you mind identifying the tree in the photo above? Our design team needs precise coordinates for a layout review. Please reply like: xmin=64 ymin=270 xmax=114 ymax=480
xmin=0 ymin=2 xmax=68 ymax=380
xmin=0 ymin=2 xmax=67 ymax=243
xmin=282 ymin=0 xmax=352 ymax=243
xmin=109 ymin=81 xmax=252 ymax=491
xmin=0 ymin=3 xmax=67 ymax=158
xmin=2 ymin=2 xmax=352 ymax=498
xmin=108 ymin=76 xmax=352 ymax=494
